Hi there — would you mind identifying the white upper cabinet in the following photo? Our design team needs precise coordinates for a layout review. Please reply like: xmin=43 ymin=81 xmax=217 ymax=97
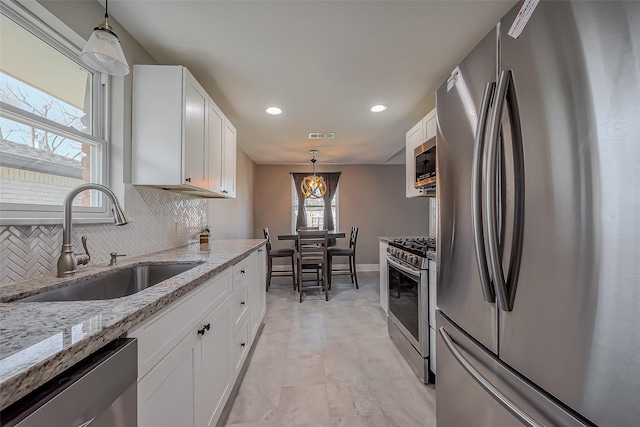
xmin=406 ymin=108 xmax=436 ymax=198
xmin=222 ymin=118 xmax=237 ymax=198
xmin=184 ymin=73 xmax=209 ymax=190
xmin=208 ymin=101 xmax=225 ymax=194
xmin=132 ymin=65 xmax=236 ymax=198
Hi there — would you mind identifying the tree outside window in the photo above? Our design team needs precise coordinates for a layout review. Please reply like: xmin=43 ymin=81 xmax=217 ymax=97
xmin=0 ymin=8 xmax=106 ymax=212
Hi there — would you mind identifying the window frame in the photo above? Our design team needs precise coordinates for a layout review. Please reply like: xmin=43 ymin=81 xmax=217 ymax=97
xmin=291 ymin=178 xmax=339 ymax=233
xmin=0 ymin=0 xmax=111 ymax=225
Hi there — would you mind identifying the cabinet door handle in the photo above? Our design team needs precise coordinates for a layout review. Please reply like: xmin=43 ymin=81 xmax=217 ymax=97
xmin=185 ymin=177 xmax=192 ymax=182
xmin=241 ymin=269 xmax=246 ymax=274
xmin=258 ymin=249 xmax=263 ymax=253
xmin=197 ymin=327 xmax=206 ymax=336
xmin=222 ymin=189 xmax=228 ymax=194
xmin=240 ymin=342 xmax=246 ymax=347
xmin=204 ymin=323 xmax=210 ymax=331
xmin=240 ymin=301 xmax=245 ymax=306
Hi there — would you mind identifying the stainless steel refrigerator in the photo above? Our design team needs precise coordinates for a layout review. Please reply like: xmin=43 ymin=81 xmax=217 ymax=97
xmin=436 ymin=1 xmax=640 ymax=426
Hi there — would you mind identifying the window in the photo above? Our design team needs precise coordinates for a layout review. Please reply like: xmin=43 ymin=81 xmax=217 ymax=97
xmin=0 ymin=1 xmax=108 ymax=223
xmin=292 ymin=179 xmax=338 ymax=232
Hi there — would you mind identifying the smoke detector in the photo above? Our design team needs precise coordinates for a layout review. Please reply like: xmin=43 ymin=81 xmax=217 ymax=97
xmin=308 ymin=132 xmax=335 ymax=140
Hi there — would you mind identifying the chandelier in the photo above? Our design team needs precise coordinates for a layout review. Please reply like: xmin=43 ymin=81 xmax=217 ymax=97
xmin=301 ymin=150 xmax=326 ymax=199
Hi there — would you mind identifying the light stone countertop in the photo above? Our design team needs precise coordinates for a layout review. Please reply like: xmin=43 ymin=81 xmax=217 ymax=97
xmin=0 ymin=239 xmax=266 ymax=410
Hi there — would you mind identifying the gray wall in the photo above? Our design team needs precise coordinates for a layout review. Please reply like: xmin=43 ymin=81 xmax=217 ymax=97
xmin=253 ymin=164 xmax=430 ymax=265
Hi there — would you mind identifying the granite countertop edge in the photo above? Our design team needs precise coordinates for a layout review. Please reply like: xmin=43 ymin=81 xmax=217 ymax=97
xmin=0 ymin=239 xmax=266 ymax=410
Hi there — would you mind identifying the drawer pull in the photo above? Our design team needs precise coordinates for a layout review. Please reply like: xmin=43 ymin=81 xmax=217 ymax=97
xmin=240 ymin=301 xmax=246 ymax=306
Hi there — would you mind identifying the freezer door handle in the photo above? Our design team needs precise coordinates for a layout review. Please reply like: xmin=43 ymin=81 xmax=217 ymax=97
xmin=485 ymin=69 xmax=526 ymax=312
xmin=439 ymin=327 xmax=543 ymax=427
xmin=471 ymin=81 xmax=496 ymax=304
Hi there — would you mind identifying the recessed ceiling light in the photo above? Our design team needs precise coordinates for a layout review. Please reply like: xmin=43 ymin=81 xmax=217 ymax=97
xmin=266 ymin=106 xmax=283 ymax=115
xmin=370 ymin=104 xmax=387 ymax=113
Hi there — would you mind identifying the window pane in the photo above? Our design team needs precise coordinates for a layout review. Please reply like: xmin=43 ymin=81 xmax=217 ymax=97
xmin=0 ymin=15 xmax=92 ymax=134
xmin=0 ymin=117 xmax=101 ymax=207
xmin=292 ymin=179 xmax=338 ymax=231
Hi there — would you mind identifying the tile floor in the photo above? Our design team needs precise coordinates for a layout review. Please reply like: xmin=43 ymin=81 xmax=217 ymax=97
xmin=226 ymin=272 xmax=436 ymax=427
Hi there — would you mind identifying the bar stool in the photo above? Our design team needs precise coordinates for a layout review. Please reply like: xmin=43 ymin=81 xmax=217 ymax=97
xmin=327 ymin=226 xmax=359 ymax=289
xmin=263 ymin=228 xmax=296 ymax=291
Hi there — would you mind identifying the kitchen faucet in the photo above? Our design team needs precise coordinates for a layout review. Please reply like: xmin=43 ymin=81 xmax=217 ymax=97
xmin=57 ymin=183 xmax=129 ymax=277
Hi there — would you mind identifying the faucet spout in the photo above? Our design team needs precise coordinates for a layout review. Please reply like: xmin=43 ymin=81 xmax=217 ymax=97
xmin=57 ymin=183 xmax=129 ymax=277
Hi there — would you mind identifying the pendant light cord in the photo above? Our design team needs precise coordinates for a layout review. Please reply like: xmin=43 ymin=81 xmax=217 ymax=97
xmin=105 ymin=0 xmax=109 ymax=19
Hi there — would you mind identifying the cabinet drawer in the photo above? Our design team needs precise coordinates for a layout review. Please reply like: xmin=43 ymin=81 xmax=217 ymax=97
xmin=129 ymin=269 xmax=231 ymax=379
xmin=232 ymin=257 xmax=251 ymax=291
xmin=231 ymin=316 xmax=250 ymax=379
xmin=231 ymin=281 xmax=249 ymax=334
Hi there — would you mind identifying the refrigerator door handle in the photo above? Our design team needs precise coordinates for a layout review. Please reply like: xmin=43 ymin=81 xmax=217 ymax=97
xmin=485 ymin=69 xmax=525 ymax=312
xmin=471 ymin=81 xmax=496 ymax=303
xmin=439 ymin=327 xmax=543 ymax=427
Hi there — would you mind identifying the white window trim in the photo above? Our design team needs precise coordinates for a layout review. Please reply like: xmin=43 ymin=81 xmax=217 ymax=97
xmin=291 ymin=179 xmax=339 ymax=233
xmin=0 ymin=0 xmax=113 ymax=226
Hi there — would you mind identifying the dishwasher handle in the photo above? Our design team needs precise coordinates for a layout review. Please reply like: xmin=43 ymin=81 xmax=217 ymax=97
xmin=1 ymin=338 xmax=137 ymax=427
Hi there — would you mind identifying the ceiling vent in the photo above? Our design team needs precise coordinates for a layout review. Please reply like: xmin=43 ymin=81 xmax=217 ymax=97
xmin=308 ymin=132 xmax=335 ymax=140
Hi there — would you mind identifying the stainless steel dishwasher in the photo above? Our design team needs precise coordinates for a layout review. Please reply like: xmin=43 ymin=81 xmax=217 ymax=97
xmin=1 ymin=338 xmax=137 ymax=427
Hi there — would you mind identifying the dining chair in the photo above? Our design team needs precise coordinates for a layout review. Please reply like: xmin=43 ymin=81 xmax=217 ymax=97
xmin=327 ymin=226 xmax=359 ymax=289
xmin=263 ymin=228 xmax=296 ymax=291
xmin=295 ymin=226 xmax=320 ymax=251
xmin=296 ymin=230 xmax=329 ymax=302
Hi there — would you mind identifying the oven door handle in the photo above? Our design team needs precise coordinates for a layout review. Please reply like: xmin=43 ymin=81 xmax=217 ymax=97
xmin=386 ymin=256 xmax=422 ymax=280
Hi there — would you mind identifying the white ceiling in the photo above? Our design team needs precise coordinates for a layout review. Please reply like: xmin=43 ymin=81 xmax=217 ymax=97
xmin=108 ymin=0 xmax=517 ymax=165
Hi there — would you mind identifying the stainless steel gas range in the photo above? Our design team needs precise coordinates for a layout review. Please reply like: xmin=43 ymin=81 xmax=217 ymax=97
xmin=386 ymin=237 xmax=436 ymax=384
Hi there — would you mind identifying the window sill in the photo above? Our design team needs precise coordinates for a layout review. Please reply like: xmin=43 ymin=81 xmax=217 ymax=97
xmin=0 ymin=215 xmax=116 ymax=226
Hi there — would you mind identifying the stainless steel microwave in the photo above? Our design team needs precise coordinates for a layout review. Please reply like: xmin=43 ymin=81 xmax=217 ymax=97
xmin=414 ymin=137 xmax=436 ymax=189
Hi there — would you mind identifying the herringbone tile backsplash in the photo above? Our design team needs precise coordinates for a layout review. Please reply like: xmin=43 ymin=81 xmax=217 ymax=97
xmin=0 ymin=185 xmax=207 ymax=286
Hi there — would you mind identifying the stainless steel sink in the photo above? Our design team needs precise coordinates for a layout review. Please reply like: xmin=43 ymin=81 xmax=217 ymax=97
xmin=18 ymin=262 xmax=204 ymax=302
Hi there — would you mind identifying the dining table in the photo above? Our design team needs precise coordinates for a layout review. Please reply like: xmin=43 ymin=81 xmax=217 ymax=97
xmin=277 ymin=231 xmax=345 ymax=240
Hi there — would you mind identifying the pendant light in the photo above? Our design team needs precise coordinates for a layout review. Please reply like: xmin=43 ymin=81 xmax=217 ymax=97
xmin=80 ymin=0 xmax=130 ymax=76
xmin=301 ymin=150 xmax=326 ymax=199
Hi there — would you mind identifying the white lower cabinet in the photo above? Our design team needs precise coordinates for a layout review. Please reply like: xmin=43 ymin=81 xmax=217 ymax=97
xmin=130 ymin=247 xmax=267 ymax=427
xmin=201 ymin=301 xmax=231 ymax=427
xmin=250 ymin=248 xmax=267 ymax=342
xmin=138 ymin=329 xmax=200 ymax=427
xmin=379 ymin=241 xmax=389 ymax=314
xmin=231 ymin=314 xmax=250 ymax=381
